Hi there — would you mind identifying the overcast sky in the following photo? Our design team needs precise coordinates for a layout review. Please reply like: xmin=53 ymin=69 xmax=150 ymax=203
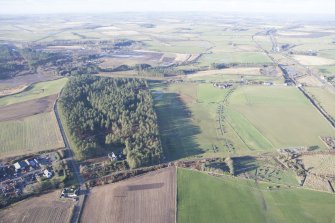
xmin=0 ymin=0 xmax=334 ymax=15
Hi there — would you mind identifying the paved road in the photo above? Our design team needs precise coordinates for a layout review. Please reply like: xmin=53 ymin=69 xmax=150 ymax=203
xmin=54 ymin=101 xmax=86 ymax=223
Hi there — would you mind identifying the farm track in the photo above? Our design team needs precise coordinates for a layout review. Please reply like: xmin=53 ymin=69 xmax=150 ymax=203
xmin=54 ymin=100 xmax=85 ymax=223
xmin=215 ymin=88 xmax=236 ymax=152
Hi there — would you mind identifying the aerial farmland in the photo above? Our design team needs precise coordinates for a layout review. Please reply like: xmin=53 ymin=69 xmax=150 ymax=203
xmin=0 ymin=7 xmax=335 ymax=223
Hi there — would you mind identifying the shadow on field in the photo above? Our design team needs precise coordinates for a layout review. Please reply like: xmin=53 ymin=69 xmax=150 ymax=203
xmin=233 ymin=156 xmax=258 ymax=175
xmin=154 ymin=91 xmax=202 ymax=161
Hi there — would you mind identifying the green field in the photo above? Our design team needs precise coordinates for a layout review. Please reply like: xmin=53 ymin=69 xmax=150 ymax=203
xmin=153 ymin=81 xmax=335 ymax=161
xmin=227 ymin=86 xmax=335 ymax=149
xmin=0 ymin=112 xmax=64 ymax=157
xmin=0 ymin=78 xmax=68 ymax=106
xmin=317 ymin=65 xmax=335 ymax=75
xmin=305 ymin=87 xmax=335 ymax=120
xmin=198 ymin=52 xmax=272 ymax=67
xmin=153 ymin=82 xmax=251 ymax=160
xmin=145 ymin=40 xmax=211 ymax=54
xmin=177 ymin=168 xmax=335 ymax=223
xmin=187 ymin=73 xmax=283 ymax=84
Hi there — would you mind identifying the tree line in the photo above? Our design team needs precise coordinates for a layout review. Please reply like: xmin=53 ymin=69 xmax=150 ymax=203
xmin=59 ymin=75 xmax=163 ymax=168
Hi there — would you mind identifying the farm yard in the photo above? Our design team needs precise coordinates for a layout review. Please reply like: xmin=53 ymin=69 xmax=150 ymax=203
xmin=233 ymin=155 xmax=299 ymax=186
xmin=177 ymin=168 xmax=335 ymax=223
xmin=0 ymin=190 xmax=75 ymax=223
xmin=81 ymin=167 xmax=176 ymax=223
xmin=0 ymin=112 xmax=64 ymax=158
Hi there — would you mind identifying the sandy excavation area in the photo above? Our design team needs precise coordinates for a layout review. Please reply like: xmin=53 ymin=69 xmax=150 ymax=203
xmin=81 ymin=167 xmax=177 ymax=223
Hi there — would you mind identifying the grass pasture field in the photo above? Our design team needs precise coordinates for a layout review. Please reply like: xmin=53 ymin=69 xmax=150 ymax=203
xmin=177 ymin=168 xmax=335 ymax=223
xmin=198 ymin=52 xmax=272 ymax=67
xmin=293 ymin=55 xmax=335 ymax=66
xmin=187 ymin=67 xmax=262 ymax=78
xmin=305 ymin=87 xmax=335 ymax=120
xmin=317 ymin=65 xmax=335 ymax=76
xmin=81 ymin=167 xmax=176 ymax=223
xmin=296 ymin=75 xmax=323 ymax=87
xmin=145 ymin=40 xmax=211 ymax=54
xmin=227 ymin=86 xmax=335 ymax=150
xmin=152 ymin=84 xmax=203 ymax=161
xmin=0 ymin=78 xmax=67 ymax=106
xmin=153 ymin=81 xmax=258 ymax=160
xmin=154 ymin=81 xmax=335 ymax=161
xmin=0 ymin=190 xmax=75 ymax=223
xmin=0 ymin=112 xmax=64 ymax=158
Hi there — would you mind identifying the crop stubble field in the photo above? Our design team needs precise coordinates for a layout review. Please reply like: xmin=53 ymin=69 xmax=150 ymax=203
xmin=81 ymin=167 xmax=176 ymax=223
xmin=0 ymin=78 xmax=67 ymax=157
xmin=0 ymin=111 xmax=64 ymax=158
xmin=0 ymin=94 xmax=58 ymax=121
xmin=0 ymin=190 xmax=74 ymax=223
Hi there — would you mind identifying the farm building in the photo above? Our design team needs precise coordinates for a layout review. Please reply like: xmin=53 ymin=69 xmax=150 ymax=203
xmin=263 ymin=82 xmax=273 ymax=86
xmin=43 ymin=169 xmax=52 ymax=178
xmin=61 ymin=186 xmax=79 ymax=198
xmin=25 ymin=159 xmax=38 ymax=168
xmin=14 ymin=159 xmax=39 ymax=171
xmin=213 ymin=82 xmax=233 ymax=89
xmin=13 ymin=161 xmax=28 ymax=171
xmin=108 ymin=152 xmax=117 ymax=161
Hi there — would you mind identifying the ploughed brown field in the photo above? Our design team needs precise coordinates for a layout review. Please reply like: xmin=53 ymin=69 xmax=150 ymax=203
xmin=0 ymin=94 xmax=57 ymax=121
xmin=81 ymin=167 xmax=177 ymax=223
xmin=0 ymin=190 xmax=74 ymax=223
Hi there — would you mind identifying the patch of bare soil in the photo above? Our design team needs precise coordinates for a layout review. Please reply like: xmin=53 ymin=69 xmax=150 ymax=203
xmin=0 ymin=94 xmax=58 ymax=121
xmin=0 ymin=85 xmax=28 ymax=97
xmin=81 ymin=167 xmax=176 ymax=223
xmin=0 ymin=190 xmax=75 ymax=223
xmin=0 ymin=73 xmax=59 ymax=91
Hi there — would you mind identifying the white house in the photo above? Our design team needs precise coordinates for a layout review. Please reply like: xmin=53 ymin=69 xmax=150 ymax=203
xmin=43 ymin=169 xmax=52 ymax=178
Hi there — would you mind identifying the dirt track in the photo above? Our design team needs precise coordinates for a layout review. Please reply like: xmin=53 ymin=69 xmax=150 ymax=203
xmin=0 ymin=94 xmax=58 ymax=121
xmin=81 ymin=167 xmax=176 ymax=223
xmin=0 ymin=191 xmax=74 ymax=223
